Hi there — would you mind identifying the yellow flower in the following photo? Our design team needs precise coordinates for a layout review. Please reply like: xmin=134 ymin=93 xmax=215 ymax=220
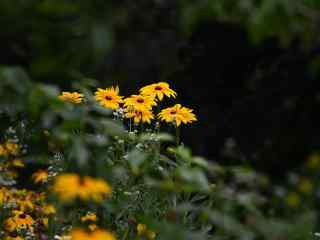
xmin=137 ymin=224 xmax=147 ymax=235
xmin=158 ymin=104 xmax=197 ymax=126
xmin=5 ymin=142 xmax=19 ymax=155
xmin=137 ymin=224 xmax=156 ymax=239
xmin=124 ymin=108 xmax=154 ymax=124
xmin=10 ymin=159 xmax=24 ymax=168
xmin=16 ymin=198 xmax=34 ymax=212
xmin=52 ymin=174 xmax=81 ymax=202
xmin=298 ymin=177 xmax=313 ymax=194
xmin=140 ymin=82 xmax=176 ymax=101
xmin=286 ymin=192 xmax=300 ymax=208
xmin=0 ymin=142 xmax=19 ymax=156
xmin=42 ymin=204 xmax=56 ymax=215
xmin=5 ymin=210 xmax=34 ymax=232
xmin=53 ymin=174 xmax=112 ymax=202
xmin=95 ymin=86 xmax=123 ymax=110
xmin=41 ymin=217 xmax=49 ymax=228
xmin=146 ymin=230 xmax=156 ymax=239
xmin=32 ymin=169 xmax=49 ymax=184
xmin=0 ymin=144 xmax=8 ymax=156
xmin=71 ymin=229 xmax=116 ymax=240
xmin=0 ymin=187 xmax=11 ymax=206
xmin=59 ymin=92 xmax=83 ymax=104
xmin=306 ymin=152 xmax=320 ymax=169
xmin=89 ymin=224 xmax=98 ymax=231
xmin=5 ymin=236 xmax=24 ymax=240
xmin=124 ymin=95 xmax=156 ymax=112
xmin=81 ymin=213 xmax=97 ymax=222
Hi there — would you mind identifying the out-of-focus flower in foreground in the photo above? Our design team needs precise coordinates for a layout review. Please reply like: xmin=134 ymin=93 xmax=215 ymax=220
xmin=58 ymin=92 xmax=84 ymax=104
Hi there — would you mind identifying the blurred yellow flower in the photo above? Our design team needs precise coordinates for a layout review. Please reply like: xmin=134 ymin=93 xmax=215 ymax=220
xmin=95 ymin=86 xmax=123 ymax=110
xmin=5 ymin=236 xmax=24 ymax=240
xmin=32 ymin=169 xmax=49 ymax=184
xmin=124 ymin=95 xmax=156 ymax=112
xmin=0 ymin=142 xmax=19 ymax=156
xmin=0 ymin=144 xmax=8 ymax=156
xmin=137 ymin=223 xmax=156 ymax=239
xmin=71 ymin=229 xmax=116 ymax=240
xmin=59 ymin=92 xmax=83 ymax=104
xmin=0 ymin=187 xmax=10 ymax=206
xmin=298 ymin=177 xmax=313 ymax=194
xmin=10 ymin=159 xmax=24 ymax=168
xmin=286 ymin=192 xmax=300 ymax=208
xmin=158 ymin=104 xmax=197 ymax=126
xmin=306 ymin=152 xmax=320 ymax=169
xmin=89 ymin=224 xmax=98 ymax=231
xmin=81 ymin=213 xmax=97 ymax=222
xmin=53 ymin=174 xmax=112 ymax=202
xmin=137 ymin=223 xmax=147 ymax=235
xmin=140 ymin=82 xmax=176 ymax=101
xmin=42 ymin=204 xmax=56 ymax=215
xmin=146 ymin=230 xmax=156 ymax=240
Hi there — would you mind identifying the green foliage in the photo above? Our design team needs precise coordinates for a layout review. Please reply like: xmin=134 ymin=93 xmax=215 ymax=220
xmin=1 ymin=1 xmax=320 ymax=239
xmin=0 ymin=74 xmax=319 ymax=239
xmin=180 ymin=0 xmax=320 ymax=45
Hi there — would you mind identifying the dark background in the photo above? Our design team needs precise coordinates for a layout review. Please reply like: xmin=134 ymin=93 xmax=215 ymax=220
xmin=1 ymin=0 xmax=320 ymax=178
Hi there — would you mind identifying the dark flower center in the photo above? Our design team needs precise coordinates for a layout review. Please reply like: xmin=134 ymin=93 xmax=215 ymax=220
xmin=170 ymin=110 xmax=177 ymax=115
xmin=19 ymin=214 xmax=27 ymax=219
xmin=79 ymin=178 xmax=86 ymax=186
xmin=105 ymin=95 xmax=113 ymax=101
xmin=137 ymin=98 xmax=144 ymax=103
xmin=155 ymin=86 xmax=162 ymax=91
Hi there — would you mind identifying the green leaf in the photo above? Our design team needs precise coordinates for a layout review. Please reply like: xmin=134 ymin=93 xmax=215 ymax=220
xmin=126 ymin=149 xmax=148 ymax=174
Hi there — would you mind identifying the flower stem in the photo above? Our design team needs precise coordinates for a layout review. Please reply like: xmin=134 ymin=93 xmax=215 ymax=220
xmin=175 ymin=126 xmax=180 ymax=147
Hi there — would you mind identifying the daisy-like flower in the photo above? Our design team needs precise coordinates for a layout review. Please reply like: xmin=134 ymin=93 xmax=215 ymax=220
xmin=59 ymin=92 xmax=84 ymax=104
xmin=71 ymin=229 xmax=116 ymax=240
xmin=158 ymin=104 xmax=197 ymax=126
xmin=53 ymin=174 xmax=112 ymax=202
xmin=32 ymin=169 xmax=49 ymax=184
xmin=5 ymin=210 xmax=34 ymax=232
xmin=124 ymin=108 xmax=154 ymax=124
xmin=140 ymin=82 xmax=177 ymax=101
xmin=124 ymin=95 xmax=156 ymax=112
xmin=95 ymin=86 xmax=123 ymax=110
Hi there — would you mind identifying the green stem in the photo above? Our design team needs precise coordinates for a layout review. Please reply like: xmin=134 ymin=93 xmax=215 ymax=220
xmin=122 ymin=227 xmax=130 ymax=240
xmin=175 ymin=126 xmax=180 ymax=147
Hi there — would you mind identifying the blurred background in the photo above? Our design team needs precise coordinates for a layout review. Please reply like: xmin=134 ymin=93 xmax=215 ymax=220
xmin=1 ymin=0 xmax=320 ymax=180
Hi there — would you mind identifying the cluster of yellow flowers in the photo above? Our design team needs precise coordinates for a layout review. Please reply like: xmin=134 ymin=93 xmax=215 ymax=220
xmin=0 ymin=173 xmax=114 ymax=239
xmin=0 ymin=138 xmax=115 ymax=239
xmin=0 ymin=186 xmax=55 ymax=239
xmin=58 ymin=82 xmax=197 ymax=126
xmin=284 ymin=153 xmax=320 ymax=209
